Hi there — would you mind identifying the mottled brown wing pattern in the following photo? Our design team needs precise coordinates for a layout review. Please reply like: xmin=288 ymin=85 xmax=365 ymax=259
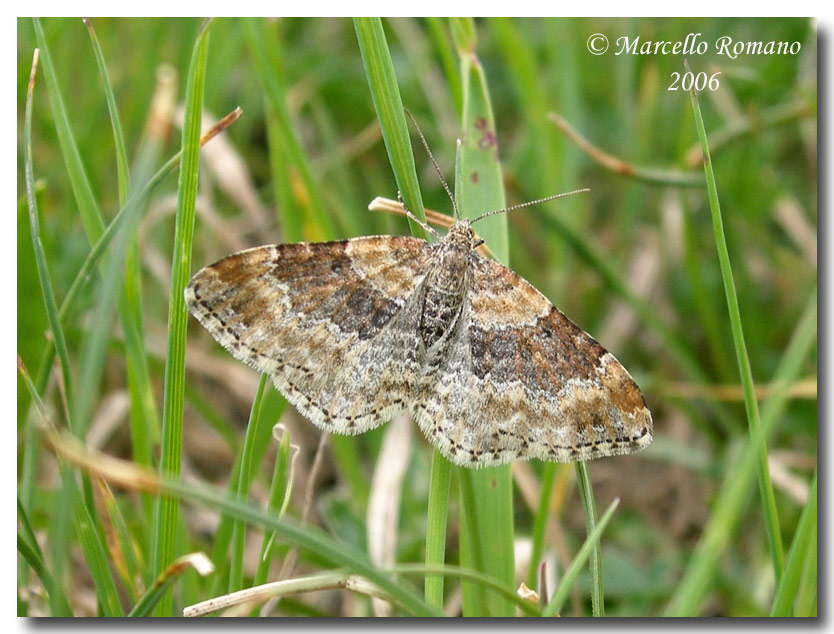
xmin=185 ymin=237 xmax=431 ymax=434
xmin=411 ymin=254 xmax=652 ymax=466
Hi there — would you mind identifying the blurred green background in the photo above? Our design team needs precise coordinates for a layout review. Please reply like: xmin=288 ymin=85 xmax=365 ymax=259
xmin=17 ymin=17 xmax=816 ymax=616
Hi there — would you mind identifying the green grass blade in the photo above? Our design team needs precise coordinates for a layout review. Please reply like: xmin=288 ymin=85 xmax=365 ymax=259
xmin=129 ymin=578 xmax=177 ymax=617
xmin=207 ymin=467 xmax=242 ymax=596
xmin=18 ymin=359 xmax=71 ymax=616
xmin=31 ymin=18 xmax=162 ymax=445
xmin=526 ymin=462 xmax=556 ymax=590
xmin=48 ymin=449 xmax=435 ymax=616
xmin=795 ymin=514 xmax=817 ymax=617
xmin=244 ymin=17 xmax=336 ymax=241
xmin=354 ymin=16 xmax=452 ymax=609
xmin=309 ymin=92 xmax=375 ymax=236
xmin=173 ymin=484 xmax=437 ymax=616
xmin=354 ymin=17 xmax=427 ymax=238
xmin=265 ymin=100 xmax=304 ymax=242
xmin=448 ymin=16 xmax=474 ymax=51
xmin=491 ymin=18 xmax=579 ymax=278
xmin=18 ymin=361 xmax=123 ymax=616
xmin=129 ymin=554 xmax=213 ymax=617
xmin=48 ymin=103 xmax=242 ymax=377
xmin=425 ymin=17 xmax=462 ymax=113
xmin=543 ymin=498 xmax=620 ymax=617
xmin=95 ymin=479 xmax=143 ymax=602
xmin=17 ymin=423 xmax=40 ymax=616
xmin=575 ymin=461 xmax=603 ymax=616
xmin=72 ymin=224 xmax=134 ymax=437
xmin=686 ymin=60 xmax=784 ymax=583
xmin=456 ymin=469 xmax=483 ymax=611
xmin=395 ymin=563 xmax=540 ymax=616
xmin=23 ymin=48 xmax=82 ymax=610
xmin=71 ymin=480 xmax=124 ymax=616
xmin=60 ymin=103 xmax=243 ymax=335
xmin=31 ymin=19 xmax=163 ymax=541
xmin=56 ymin=145 xmax=188 ymax=332
xmin=680 ymin=194 xmax=736 ymax=382
xmin=451 ymin=17 xmax=514 ymax=616
xmin=424 ymin=449 xmax=452 ymax=608
xmin=229 ymin=374 xmax=269 ymax=592
xmin=27 ymin=144 xmax=189 ymax=462
xmin=16 ymin=533 xmax=62 ymax=615
xmin=32 ymin=17 xmax=104 ymax=239
xmin=205 ymin=386 xmax=287 ymax=597
xmin=83 ymin=17 xmax=130 ymax=202
xmin=205 ymin=387 xmax=285 ymax=596
xmin=18 ymin=499 xmax=72 ymax=615
xmin=771 ymin=470 xmax=817 ymax=616
xmin=23 ymin=49 xmax=74 ymax=420
xmin=18 ymin=183 xmax=44 ymax=535
xmin=85 ymin=15 xmax=162 ymax=486
xmin=453 ymin=19 xmax=507 ymax=255
xmin=152 ymin=19 xmax=212 ymax=615
xmin=254 ymin=426 xmax=296 ymax=587
xmin=665 ymin=286 xmax=816 ymax=615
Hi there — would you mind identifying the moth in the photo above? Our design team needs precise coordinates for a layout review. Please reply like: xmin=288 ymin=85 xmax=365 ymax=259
xmin=185 ymin=192 xmax=652 ymax=467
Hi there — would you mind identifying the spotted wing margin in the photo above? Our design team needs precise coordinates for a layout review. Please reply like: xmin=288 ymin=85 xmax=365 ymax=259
xmin=411 ymin=253 xmax=652 ymax=467
xmin=185 ymin=236 xmax=431 ymax=434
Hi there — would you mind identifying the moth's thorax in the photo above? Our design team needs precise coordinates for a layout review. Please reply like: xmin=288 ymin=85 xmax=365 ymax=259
xmin=419 ymin=221 xmax=476 ymax=349
xmin=430 ymin=221 xmax=476 ymax=292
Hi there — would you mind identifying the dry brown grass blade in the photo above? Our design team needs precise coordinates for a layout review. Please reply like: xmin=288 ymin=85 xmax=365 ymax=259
xmin=184 ymin=106 xmax=269 ymax=235
xmin=548 ymin=112 xmax=702 ymax=186
xmin=145 ymin=64 xmax=177 ymax=145
xmin=19 ymin=354 xmax=163 ymax=494
xmin=368 ymin=196 xmax=493 ymax=257
xmin=40 ymin=423 xmax=162 ymax=495
xmin=367 ymin=413 xmax=412 ymax=616
xmin=660 ymin=377 xmax=816 ymax=401
xmin=549 ymin=112 xmax=636 ymax=176
xmin=184 ymin=573 xmax=388 ymax=617
xmin=92 ymin=477 xmax=135 ymax=592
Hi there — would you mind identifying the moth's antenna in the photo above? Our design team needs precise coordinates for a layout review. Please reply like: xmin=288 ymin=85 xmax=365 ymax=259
xmin=404 ymin=108 xmax=459 ymax=221
xmin=470 ymin=189 xmax=591 ymax=225
xmin=397 ymin=191 xmax=441 ymax=240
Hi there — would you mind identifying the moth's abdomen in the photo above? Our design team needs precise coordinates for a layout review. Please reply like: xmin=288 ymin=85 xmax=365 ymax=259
xmin=420 ymin=287 xmax=463 ymax=348
xmin=419 ymin=241 xmax=469 ymax=348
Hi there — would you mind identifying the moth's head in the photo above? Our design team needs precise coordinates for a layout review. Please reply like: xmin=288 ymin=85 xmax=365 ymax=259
xmin=444 ymin=219 xmax=484 ymax=250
